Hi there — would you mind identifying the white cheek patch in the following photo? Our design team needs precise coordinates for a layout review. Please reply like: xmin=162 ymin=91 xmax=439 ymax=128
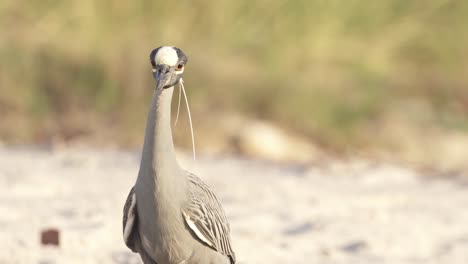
xmin=155 ymin=46 xmax=178 ymax=66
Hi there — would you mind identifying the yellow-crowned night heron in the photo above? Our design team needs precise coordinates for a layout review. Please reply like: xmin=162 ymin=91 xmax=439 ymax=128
xmin=123 ymin=46 xmax=236 ymax=264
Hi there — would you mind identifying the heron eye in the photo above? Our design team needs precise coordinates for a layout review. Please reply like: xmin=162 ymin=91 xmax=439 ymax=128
xmin=175 ymin=63 xmax=184 ymax=71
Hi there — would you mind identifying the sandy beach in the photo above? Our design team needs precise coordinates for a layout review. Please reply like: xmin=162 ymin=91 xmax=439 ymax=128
xmin=1 ymin=146 xmax=467 ymax=264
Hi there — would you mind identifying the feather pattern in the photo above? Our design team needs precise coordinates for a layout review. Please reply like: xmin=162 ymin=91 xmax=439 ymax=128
xmin=182 ymin=172 xmax=236 ymax=264
xmin=123 ymin=187 xmax=138 ymax=253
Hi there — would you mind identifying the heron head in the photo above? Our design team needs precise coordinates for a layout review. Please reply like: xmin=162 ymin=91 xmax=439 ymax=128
xmin=150 ymin=46 xmax=188 ymax=90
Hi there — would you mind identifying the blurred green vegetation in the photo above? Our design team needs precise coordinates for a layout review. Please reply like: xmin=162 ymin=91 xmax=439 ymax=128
xmin=1 ymin=0 xmax=467 ymax=152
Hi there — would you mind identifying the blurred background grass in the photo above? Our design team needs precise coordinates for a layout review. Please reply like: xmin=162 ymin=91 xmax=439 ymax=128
xmin=1 ymin=0 xmax=467 ymax=168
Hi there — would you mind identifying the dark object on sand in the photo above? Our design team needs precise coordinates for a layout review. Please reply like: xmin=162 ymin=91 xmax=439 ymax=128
xmin=41 ymin=228 xmax=60 ymax=246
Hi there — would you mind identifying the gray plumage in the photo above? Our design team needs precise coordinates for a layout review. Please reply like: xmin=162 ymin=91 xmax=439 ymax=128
xmin=122 ymin=46 xmax=235 ymax=264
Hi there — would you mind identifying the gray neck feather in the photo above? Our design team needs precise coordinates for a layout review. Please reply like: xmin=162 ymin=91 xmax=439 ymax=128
xmin=138 ymin=86 xmax=186 ymax=203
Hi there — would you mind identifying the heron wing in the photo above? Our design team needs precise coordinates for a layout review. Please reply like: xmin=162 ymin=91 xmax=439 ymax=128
xmin=123 ymin=186 xmax=138 ymax=252
xmin=182 ymin=172 xmax=236 ymax=264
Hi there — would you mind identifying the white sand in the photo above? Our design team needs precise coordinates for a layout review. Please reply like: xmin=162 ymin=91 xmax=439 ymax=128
xmin=0 ymin=146 xmax=467 ymax=264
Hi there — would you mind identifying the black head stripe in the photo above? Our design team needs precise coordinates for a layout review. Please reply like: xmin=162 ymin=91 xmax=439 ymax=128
xmin=149 ymin=47 xmax=161 ymax=67
xmin=174 ymin=47 xmax=188 ymax=64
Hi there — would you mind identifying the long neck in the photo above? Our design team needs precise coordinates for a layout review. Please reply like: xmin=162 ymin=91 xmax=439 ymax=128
xmin=137 ymin=86 xmax=187 ymax=224
xmin=139 ymin=87 xmax=181 ymax=183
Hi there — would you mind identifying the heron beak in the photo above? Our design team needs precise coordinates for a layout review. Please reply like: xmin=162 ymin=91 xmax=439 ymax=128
xmin=152 ymin=65 xmax=173 ymax=90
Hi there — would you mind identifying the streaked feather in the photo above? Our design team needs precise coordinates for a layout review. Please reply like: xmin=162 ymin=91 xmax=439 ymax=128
xmin=182 ymin=172 xmax=236 ymax=263
xmin=123 ymin=187 xmax=138 ymax=253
